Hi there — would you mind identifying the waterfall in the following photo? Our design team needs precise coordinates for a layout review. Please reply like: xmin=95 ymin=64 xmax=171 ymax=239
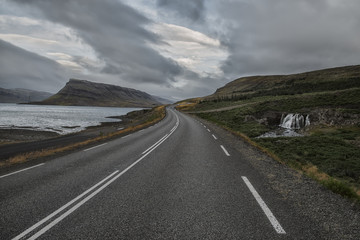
xmin=279 ymin=113 xmax=310 ymax=129
xmin=305 ymin=115 xmax=310 ymax=127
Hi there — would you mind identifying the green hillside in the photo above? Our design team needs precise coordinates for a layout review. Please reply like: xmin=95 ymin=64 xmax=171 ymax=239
xmin=178 ymin=65 xmax=360 ymax=202
xmin=209 ymin=65 xmax=360 ymax=100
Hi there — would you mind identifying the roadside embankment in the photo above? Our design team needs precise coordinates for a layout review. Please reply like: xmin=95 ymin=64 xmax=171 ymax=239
xmin=176 ymin=89 xmax=360 ymax=203
xmin=0 ymin=106 xmax=166 ymax=167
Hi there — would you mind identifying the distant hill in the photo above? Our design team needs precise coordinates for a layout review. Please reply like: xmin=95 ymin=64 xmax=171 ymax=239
xmin=0 ymin=87 xmax=52 ymax=103
xmin=207 ymin=65 xmax=360 ymax=100
xmin=33 ymin=79 xmax=163 ymax=108
xmin=177 ymin=65 xmax=360 ymax=201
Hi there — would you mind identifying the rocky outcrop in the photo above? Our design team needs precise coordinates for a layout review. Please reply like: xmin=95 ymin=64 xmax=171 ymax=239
xmin=244 ymin=108 xmax=360 ymax=129
xmin=33 ymin=79 xmax=163 ymax=108
xmin=309 ymin=108 xmax=360 ymax=126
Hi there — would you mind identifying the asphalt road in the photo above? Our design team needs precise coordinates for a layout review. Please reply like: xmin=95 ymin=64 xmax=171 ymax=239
xmin=0 ymin=107 xmax=352 ymax=239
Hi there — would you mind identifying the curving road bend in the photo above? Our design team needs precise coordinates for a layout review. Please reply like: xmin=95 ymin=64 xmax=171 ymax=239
xmin=0 ymin=107 xmax=327 ymax=239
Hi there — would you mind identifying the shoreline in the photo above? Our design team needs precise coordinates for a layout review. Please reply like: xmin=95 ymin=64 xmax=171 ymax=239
xmin=0 ymin=107 xmax=166 ymax=162
xmin=0 ymin=119 xmax=125 ymax=145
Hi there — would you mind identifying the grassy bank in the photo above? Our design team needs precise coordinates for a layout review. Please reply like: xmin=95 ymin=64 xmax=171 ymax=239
xmin=0 ymin=106 xmax=166 ymax=168
xmin=179 ymin=79 xmax=360 ymax=202
xmin=194 ymin=109 xmax=360 ymax=202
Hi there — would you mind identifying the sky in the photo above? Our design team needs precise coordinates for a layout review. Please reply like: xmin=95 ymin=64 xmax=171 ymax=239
xmin=0 ymin=0 xmax=360 ymax=100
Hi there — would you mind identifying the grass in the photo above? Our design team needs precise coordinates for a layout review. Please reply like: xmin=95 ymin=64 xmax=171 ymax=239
xmin=211 ymin=65 xmax=360 ymax=98
xmin=254 ymin=131 xmax=360 ymax=185
xmin=197 ymin=111 xmax=271 ymax=138
xmin=0 ymin=106 xmax=166 ymax=168
xmin=184 ymin=65 xmax=360 ymax=202
xmin=189 ymin=88 xmax=360 ymax=113
xmin=320 ymin=178 xmax=359 ymax=200
xmin=191 ymin=88 xmax=360 ymax=202
xmin=197 ymin=109 xmax=360 ymax=202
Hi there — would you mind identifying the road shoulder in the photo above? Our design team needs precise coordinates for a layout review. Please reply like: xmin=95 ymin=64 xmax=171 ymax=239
xmin=189 ymin=113 xmax=360 ymax=239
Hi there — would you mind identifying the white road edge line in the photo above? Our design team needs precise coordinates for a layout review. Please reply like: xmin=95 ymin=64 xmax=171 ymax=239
xmin=220 ymin=145 xmax=230 ymax=156
xmin=83 ymin=143 xmax=107 ymax=152
xmin=241 ymin=176 xmax=286 ymax=234
xmin=17 ymin=111 xmax=180 ymax=240
xmin=0 ymin=163 xmax=45 ymax=179
xmin=12 ymin=170 xmax=120 ymax=240
xmin=212 ymin=134 xmax=217 ymax=140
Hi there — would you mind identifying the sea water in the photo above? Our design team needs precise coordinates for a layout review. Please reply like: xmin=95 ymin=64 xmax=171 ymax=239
xmin=0 ymin=103 xmax=142 ymax=134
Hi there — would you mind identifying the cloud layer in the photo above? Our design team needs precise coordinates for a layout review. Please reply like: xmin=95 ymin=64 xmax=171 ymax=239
xmin=215 ymin=0 xmax=360 ymax=78
xmin=0 ymin=39 xmax=66 ymax=92
xmin=157 ymin=0 xmax=205 ymax=22
xmin=13 ymin=0 xmax=183 ymax=86
xmin=1 ymin=0 xmax=360 ymax=99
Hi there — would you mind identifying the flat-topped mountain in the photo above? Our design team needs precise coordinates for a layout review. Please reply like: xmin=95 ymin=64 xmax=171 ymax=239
xmin=34 ymin=79 xmax=163 ymax=107
xmin=0 ymin=87 xmax=52 ymax=103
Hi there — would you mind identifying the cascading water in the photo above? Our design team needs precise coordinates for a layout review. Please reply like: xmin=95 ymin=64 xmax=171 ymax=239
xmin=257 ymin=113 xmax=310 ymax=138
xmin=279 ymin=113 xmax=310 ymax=129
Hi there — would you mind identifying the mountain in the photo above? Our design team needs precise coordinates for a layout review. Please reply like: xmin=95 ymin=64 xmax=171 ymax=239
xmin=207 ymin=65 xmax=360 ymax=100
xmin=0 ymin=87 xmax=53 ymax=103
xmin=33 ymin=79 xmax=163 ymax=107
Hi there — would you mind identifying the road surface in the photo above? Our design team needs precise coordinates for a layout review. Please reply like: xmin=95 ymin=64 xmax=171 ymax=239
xmin=0 ymin=108 xmax=357 ymax=239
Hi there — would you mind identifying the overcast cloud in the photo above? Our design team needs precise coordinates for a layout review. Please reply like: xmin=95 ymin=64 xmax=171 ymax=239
xmin=1 ymin=0 xmax=360 ymax=100
xmin=0 ymin=39 xmax=66 ymax=92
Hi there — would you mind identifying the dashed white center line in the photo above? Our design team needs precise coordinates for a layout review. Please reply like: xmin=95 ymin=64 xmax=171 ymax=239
xmin=0 ymin=163 xmax=45 ymax=179
xmin=83 ymin=143 xmax=107 ymax=152
xmin=220 ymin=145 xmax=230 ymax=156
xmin=212 ymin=134 xmax=217 ymax=140
xmin=207 ymin=129 xmax=211 ymax=132
xmin=242 ymin=176 xmax=286 ymax=234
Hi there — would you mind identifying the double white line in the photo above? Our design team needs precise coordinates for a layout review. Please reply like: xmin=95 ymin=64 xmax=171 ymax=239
xmin=142 ymin=112 xmax=179 ymax=155
xmin=13 ymin=112 xmax=180 ymax=240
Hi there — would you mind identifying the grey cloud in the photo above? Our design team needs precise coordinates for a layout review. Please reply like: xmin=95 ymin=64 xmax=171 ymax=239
xmin=13 ymin=0 xmax=183 ymax=85
xmin=216 ymin=0 xmax=360 ymax=78
xmin=5 ymin=0 xmax=360 ymax=100
xmin=0 ymin=39 xmax=66 ymax=92
xmin=157 ymin=0 xmax=205 ymax=22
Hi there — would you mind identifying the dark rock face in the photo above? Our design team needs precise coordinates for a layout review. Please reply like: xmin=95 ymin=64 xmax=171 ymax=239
xmin=35 ymin=79 xmax=162 ymax=107
xmin=0 ymin=87 xmax=52 ymax=103
xmin=310 ymin=108 xmax=360 ymax=126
